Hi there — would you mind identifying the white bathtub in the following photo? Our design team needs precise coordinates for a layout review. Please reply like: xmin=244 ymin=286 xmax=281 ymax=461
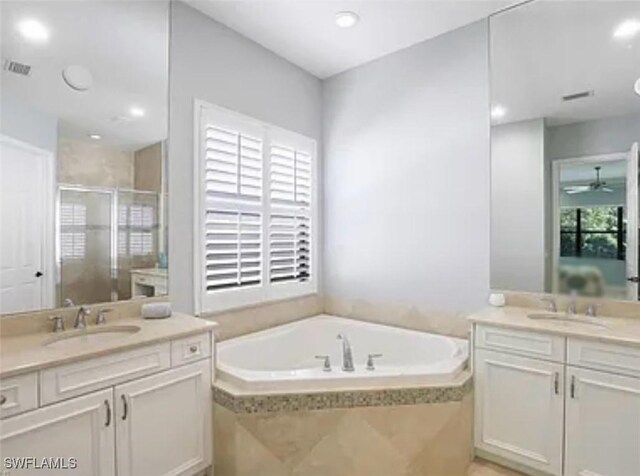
xmin=216 ymin=315 xmax=469 ymax=391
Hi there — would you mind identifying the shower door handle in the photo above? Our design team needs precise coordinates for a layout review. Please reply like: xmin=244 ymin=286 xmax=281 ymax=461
xmin=627 ymin=276 xmax=639 ymax=283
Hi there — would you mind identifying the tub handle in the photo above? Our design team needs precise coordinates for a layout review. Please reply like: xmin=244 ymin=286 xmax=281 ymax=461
xmin=315 ymin=355 xmax=332 ymax=372
xmin=366 ymin=353 xmax=383 ymax=371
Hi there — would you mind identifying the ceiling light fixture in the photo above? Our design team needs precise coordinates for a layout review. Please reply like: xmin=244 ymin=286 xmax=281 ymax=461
xmin=17 ymin=18 xmax=49 ymax=43
xmin=129 ymin=106 xmax=145 ymax=118
xmin=89 ymin=134 xmax=102 ymax=140
xmin=491 ymin=105 xmax=506 ymax=120
xmin=335 ymin=11 xmax=359 ymax=28
xmin=613 ymin=19 xmax=640 ymax=40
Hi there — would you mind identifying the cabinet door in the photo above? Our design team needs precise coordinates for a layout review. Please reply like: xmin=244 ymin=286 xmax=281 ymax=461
xmin=475 ymin=349 xmax=564 ymax=475
xmin=565 ymin=367 xmax=640 ymax=476
xmin=115 ymin=359 xmax=212 ymax=476
xmin=0 ymin=388 xmax=115 ymax=476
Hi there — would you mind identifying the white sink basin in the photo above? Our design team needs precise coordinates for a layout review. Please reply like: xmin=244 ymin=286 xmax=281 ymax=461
xmin=527 ymin=313 xmax=608 ymax=329
xmin=44 ymin=325 xmax=141 ymax=348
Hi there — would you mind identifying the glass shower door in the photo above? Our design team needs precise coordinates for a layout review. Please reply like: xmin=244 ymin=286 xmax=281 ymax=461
xmin=58 ymin=188 xmax=114 ymax=306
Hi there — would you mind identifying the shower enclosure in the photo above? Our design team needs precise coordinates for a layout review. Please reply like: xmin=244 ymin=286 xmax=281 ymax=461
xmin=57 ymin=185 xmax=160 ymax=307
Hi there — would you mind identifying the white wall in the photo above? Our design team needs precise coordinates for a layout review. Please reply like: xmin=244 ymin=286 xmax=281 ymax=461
xmin=0 ymin=96 xmax=57 ymax=153
xmin=168 ymin=2 xmax=323 ymax=314
xmin=322 ymin=21 xmax=490 ymax=312
xmin=547 ymin=112 xmax=640 ymax=160
xmin=491 ymin=118 xmax=546 ymax=292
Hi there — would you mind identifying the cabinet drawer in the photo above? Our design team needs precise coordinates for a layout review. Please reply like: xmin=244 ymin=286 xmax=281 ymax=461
xmin=476 ymin=325 xmax=565 ymax=362
xmin=171 ymin=332 xmax=211 ymax=367
xmin=41 ymin=343 xmax=171 ymax=405
xmin=568 ymin=338 xmax=640 ymax=378
xmin=0 ymin=373 xmax=38 ymax=419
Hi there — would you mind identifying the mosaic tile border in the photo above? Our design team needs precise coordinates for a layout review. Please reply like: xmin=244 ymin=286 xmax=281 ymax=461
xmin=213 ymin=375 xmax=473 ymax=414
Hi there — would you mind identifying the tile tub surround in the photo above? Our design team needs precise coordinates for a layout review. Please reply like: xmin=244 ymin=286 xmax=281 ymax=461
xmin=213 ymin=372 xmax=472 ymax=414
xmin=324 ymin=295 xmax=470 ymax=339
xmin=0 ymin=312 xmax=216 ymax=378
xmin=213 ymin=392 xmax=473 ymax=476
xmin=205 ymin=294 xmax=323 ymax=341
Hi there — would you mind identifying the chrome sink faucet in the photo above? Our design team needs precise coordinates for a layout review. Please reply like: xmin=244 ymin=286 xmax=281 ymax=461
xmin=74 ymin=306 xmax=91 ymax=330
xmin=337 ymin=333 xmax=354 ymax=372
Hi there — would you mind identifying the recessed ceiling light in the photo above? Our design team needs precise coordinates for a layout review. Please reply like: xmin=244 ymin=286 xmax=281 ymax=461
xmin=129 ymin=106 xmax=145 ymax=118
xmin=17 ymin=18 xmax=49 ymax=43
xmin=635 ymin=78 xmax=640 ymax=97
xmin=491 ymin=105 xmax=507 ymax=120
xmin=62 ymin=65 xmax=93 ymax=91
xmin=88 ymin=134 xmax=102 ymax=140
xmin=613 ymin=19 xmax=640 ymax=40
xmin=335 ymin=11 xmax=359 ymax=28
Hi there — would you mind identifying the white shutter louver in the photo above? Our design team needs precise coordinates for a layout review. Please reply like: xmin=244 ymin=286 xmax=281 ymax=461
xmin=269 ymin=142 xmax=312 ymax=284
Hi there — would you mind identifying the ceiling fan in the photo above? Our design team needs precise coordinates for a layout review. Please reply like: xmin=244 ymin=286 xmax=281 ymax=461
xmin=564 ymin=166 xmax=613 ymax=195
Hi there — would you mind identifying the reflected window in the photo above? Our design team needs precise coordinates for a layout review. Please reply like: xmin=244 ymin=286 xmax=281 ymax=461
xmin=118 ymin=204 xmax=156 ymax=256
xmin=560 ymin=206 xmax=625 ymax=260
xmin=60 ymin=203 xmax=86 ymax=259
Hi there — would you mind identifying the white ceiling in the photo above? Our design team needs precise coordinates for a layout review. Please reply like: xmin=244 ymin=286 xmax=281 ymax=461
xmin=187 ymin=0 xmax=519 ymax=79
xmin=491 ymin=1 xmax=640 ymax=127
xmin=1 ymin=1 xmax=169 ymax=149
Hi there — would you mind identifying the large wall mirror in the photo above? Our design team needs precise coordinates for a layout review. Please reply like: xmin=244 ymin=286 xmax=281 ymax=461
xmin=0 ymin=1 xmax=169 ymax=314
xmin=490 ymin=1 xmax=640 ymax=301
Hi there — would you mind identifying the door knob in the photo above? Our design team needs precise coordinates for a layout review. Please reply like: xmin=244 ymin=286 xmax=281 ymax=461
xmin=35 ymin=271 xmax=43 ymax=278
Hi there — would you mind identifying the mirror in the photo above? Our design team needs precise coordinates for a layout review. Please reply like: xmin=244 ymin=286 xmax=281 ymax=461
xmin=0 ymin=1 xmax=169 ymax=314
xmin=490 ymin=1 xmax=640 ymax=300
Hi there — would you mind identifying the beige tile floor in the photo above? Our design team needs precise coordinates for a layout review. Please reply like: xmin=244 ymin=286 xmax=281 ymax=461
xmin=467 ymin=458 xmax=526 ymax=476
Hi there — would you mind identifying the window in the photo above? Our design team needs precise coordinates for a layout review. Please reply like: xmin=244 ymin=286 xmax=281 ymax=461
xmin=118 ymin=203 xmax=156 ymax=256
xmin=196 ymin=102 xmax=317 ymax=313
xmin=60 ymin=203 xmax=86 ymax=259
xmin=560 ymin=206 xmax=625 ymax=260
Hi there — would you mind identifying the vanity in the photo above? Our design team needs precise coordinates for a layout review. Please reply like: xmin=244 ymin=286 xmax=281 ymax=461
xmin=0 ymin=313 xmax=216 ymax=476
xmin=470 ymin=306 xmax=640 ymax=476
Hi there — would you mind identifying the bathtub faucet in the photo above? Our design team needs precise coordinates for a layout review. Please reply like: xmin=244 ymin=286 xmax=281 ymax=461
xmin=336 ymin=333 xmax=355 ymax=372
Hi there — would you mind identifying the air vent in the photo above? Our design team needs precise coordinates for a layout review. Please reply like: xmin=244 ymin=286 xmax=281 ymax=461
xmin=3 ymin=59 xmax=32 ymax=76
xmin=562 ymin=90 xmax=594 ymax=102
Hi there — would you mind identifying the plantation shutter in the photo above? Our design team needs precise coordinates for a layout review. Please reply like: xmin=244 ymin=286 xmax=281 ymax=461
xmin=202 ymin=109 xmax=264 ymax=292
xmin=268 ymin=131 xmax=313 ymax=284
xmin=198 ymin=103 xmax=316 ymax=313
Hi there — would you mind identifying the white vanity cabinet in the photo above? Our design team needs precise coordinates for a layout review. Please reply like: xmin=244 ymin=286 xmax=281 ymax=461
xmin=0 ymin=388 xmax=115 ymax=476
xmin=474 ymin=324 xmax=640 ymax=476
xmin=565 ymin=367 xmax=640 ymax=476
xmin=0 ymin=331 xmax=213 ymax=476
xmin=475 ymin=349 xmax=564 ymax=475
xmin=115 ymin=360 xmax=211 ymax=476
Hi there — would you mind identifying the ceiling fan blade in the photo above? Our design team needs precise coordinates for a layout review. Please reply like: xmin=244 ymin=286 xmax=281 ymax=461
xmin=600 ymin=187 xmax=613 ymax=193
xmin=565 ymin=188 xmax=588 ymax=195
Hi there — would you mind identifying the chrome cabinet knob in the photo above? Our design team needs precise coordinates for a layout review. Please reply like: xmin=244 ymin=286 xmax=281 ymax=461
xmin=0 ymin=395 xmax=6 ymax=405
xmin=189 ymin=345 xmax=198 ymax=353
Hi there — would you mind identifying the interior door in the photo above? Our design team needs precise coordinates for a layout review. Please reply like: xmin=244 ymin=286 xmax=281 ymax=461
xmin=565 ymin=367 xmax=640 ymax=476
xmin=0 ymin=135 xmax=52 ymax=313
xmin=0 ymin=388 xmax=115 ymax=476
xmin=626 ymin=142 xmax=639 ymax=300
xmin=115 ymin=360 xmax=212 ymax=476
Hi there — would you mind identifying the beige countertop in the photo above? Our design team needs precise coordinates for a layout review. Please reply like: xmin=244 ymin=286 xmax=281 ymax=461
xmin=469 ymin=306 xmax=640 ymax=348
xmin=0 ymin=313 xmax=217 ymax=379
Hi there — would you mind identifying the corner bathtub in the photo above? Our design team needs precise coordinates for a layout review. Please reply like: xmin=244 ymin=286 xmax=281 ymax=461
xmin=216 ymin=315 xmax=468 ymax=391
